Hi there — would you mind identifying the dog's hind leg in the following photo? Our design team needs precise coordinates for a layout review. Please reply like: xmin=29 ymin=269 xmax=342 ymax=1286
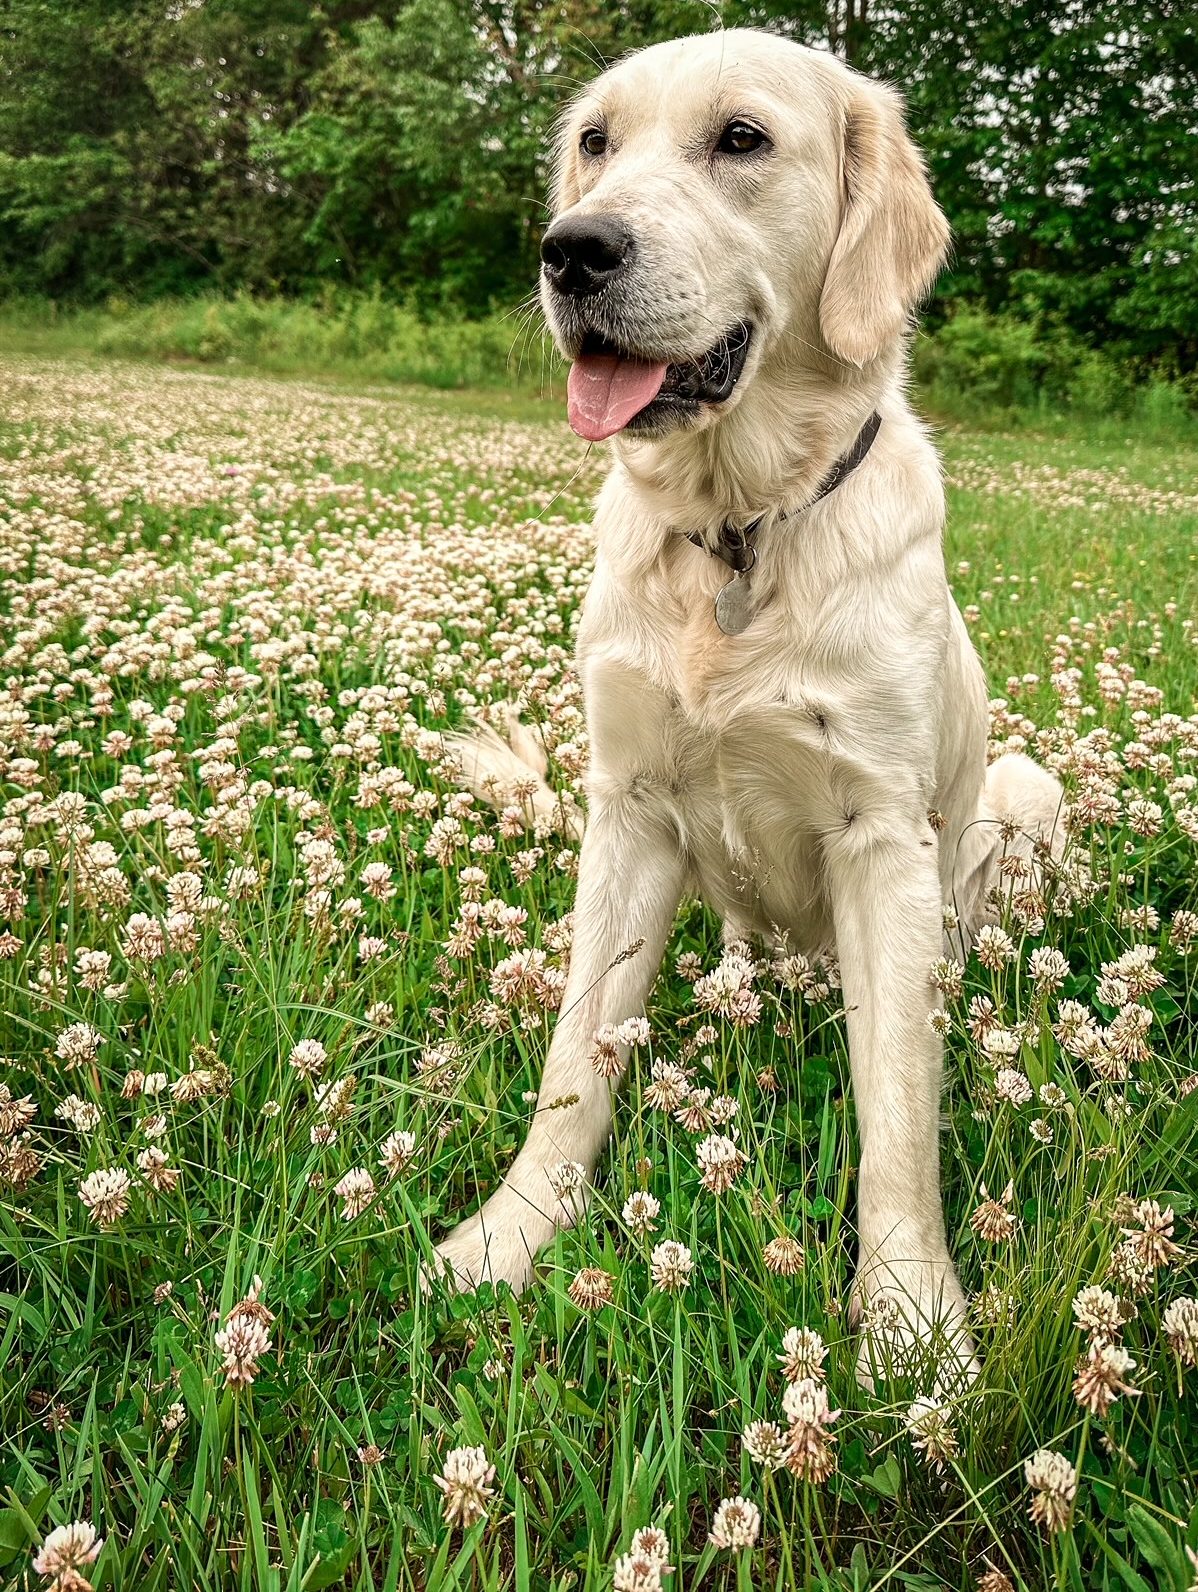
xmin=952 ymin=752 xmax=1066 ymax=951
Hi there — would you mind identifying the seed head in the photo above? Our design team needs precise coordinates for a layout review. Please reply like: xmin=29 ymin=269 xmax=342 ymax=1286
xmin=1121 ymin=1198 xmax=1180 ymax=1270
xmin=568 ymin=1266 xmax=614 ymax=1310
xmin=763 ymin=1233 xmax=805 ymax=1275
xmin=976 ymin=1569 xmax=1015 ymax=1592
xmin=783 ymin=1377 xmax=840 ymax=1484
xmin=1073 ymin=1341 xmax=1138 ymax=1416
xmin=970 ymin=1180 xmax=1019 ymax=1243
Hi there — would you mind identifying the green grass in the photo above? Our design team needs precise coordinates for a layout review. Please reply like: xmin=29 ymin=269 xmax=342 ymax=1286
xmin=0 ymin=354 xmax=1196 ymax=1592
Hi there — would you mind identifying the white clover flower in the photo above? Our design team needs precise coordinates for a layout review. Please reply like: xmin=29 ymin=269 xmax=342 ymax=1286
xmin=32 ymin=1520 xmax=104 ymax=1587
xmin=695 ymin=1132 xmax=745 ymax=1194
xmin=56 ymin=1094 xmax=101 ymax=1133
xmin=777 ymin=1326 xmax=828 ymax=1383
xmin=622 ymin=1190 xmax=660 ymax=1235
xmin=434 ymin=1444 xmax=495 ymax=1529
xmin=547 ymin=1159 xmax=586 ymax=1202
xmin=994 ymin=1067 xmax=1033 ymax=1105
xmin=650 ymin=1240 xmax=693 ymax=1293
xmin=1162 ymin=1296 xmax=1198 ymax=1366
xmin=742 ymin=1419 xmax=788 ymax=1469
xmin=905 ymin=1396 xmax=959 ymax=1472
xmin=1072 ymin=1285 xmax=1127 ymax=1343
xmin=1025 ymin=1448 xmax=1077 ymax=1532
xmin=288 ymin=1039 xmax=326 ymax=1078
xmin=709 ymin=1495 xmax=761 ymax=1549
xmin=378 ymin=1129 xmax=417 ymax=1178
xmin=334 ymin=1167 xmax=376 ymax=1218
xmin=55 ymin=1022 xmax=105 ymax=1064
xmin=79 ymin=1167 xmax=131 ymax=1227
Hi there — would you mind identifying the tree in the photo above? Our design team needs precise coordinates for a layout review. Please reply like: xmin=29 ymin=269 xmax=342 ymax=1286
xmin=0 ymin=0 xmax=1194 ymax=370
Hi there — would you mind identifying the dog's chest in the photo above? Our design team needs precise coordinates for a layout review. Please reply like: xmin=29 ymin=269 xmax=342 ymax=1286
xmin=656 ymin=611 xmax=855 ymax=935
xmin=583 ymin=550 xmax=924 ymax=936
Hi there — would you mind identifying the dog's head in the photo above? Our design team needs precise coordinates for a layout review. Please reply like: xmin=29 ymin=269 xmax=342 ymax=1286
xmin=541 ymin=30 xmax=949 ymax=442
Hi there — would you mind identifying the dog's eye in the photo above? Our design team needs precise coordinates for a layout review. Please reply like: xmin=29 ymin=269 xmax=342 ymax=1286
xmin=580 ymin=128 xmax=607 ymax=158
xmin=717 ymin=120 xmax=767 ymax=155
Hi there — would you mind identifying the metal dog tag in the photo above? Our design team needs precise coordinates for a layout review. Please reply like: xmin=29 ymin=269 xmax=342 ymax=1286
xmin=714 ymin=571 xmax=755 ymax=635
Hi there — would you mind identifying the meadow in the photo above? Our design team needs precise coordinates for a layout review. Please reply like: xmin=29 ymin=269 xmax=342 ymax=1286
xmin=1 ymin=353 xmax=1197 ymax=1591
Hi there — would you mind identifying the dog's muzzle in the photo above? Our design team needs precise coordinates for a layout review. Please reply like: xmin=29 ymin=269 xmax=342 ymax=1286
xmin=540 ymin=213 xmax=754 ymax=442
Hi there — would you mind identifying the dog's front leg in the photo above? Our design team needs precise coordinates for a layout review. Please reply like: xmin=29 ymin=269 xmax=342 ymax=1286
xmin=432 ymin=785 xmax=685 ymax=1293
xmin=823 ymin=810 xmax=978 ymax=1390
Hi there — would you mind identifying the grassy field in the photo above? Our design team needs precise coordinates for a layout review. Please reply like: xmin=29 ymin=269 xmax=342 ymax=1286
xmin=1 ymin=355 xmax=1196 ymax=1591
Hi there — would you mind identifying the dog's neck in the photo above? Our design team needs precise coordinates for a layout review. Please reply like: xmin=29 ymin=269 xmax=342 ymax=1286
xmin=611 ymin=343 xmax=902 ymax=543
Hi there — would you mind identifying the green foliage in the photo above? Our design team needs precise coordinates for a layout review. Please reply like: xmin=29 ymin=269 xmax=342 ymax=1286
xmin=250 ymin=1 xmax=538 ymax=308
xmin=0 ymin=0 xmax=1194 ymax=375
xmin=912 ymin=309 xmax=1135 ymax=418
xmin=862 ymin=0 xmax=1198 ymax=369
xmin=86 ymin=292 xmax=561 ymax=389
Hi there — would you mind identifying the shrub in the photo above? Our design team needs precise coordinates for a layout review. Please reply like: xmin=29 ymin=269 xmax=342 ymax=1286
xmin=914 ymin=308 xmax=1139 ymax=418
xmin=85 ymin=291 xmax=561 ymax=390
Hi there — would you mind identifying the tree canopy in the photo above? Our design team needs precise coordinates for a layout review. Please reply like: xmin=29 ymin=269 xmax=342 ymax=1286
xmin=1 ymin=0 xmax=1194 ymax=369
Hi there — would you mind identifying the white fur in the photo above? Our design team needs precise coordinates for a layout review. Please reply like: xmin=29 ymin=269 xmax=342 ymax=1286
xmin=433 ymin=30 xmax=1063 ymax=1387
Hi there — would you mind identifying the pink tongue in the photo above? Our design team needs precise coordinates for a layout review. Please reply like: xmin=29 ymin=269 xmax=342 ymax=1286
xmin=567 ymin=354 xmax=669 ymax=441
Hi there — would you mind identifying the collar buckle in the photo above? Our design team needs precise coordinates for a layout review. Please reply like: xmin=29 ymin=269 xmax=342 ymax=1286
xmin=719 ymin=515 xmax=762 ymax=572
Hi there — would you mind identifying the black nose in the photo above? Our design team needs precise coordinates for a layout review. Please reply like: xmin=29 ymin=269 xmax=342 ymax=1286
xmin=540 ymin=215 xmax=634 ymax=297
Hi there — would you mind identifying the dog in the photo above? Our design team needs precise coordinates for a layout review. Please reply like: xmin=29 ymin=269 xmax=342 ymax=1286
xmin=433 ymin=28 xmax=1063 ymax=1385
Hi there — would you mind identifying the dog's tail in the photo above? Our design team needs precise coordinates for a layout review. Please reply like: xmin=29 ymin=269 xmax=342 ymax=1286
xmin=442 ymin=707 xmax=585 ymax=841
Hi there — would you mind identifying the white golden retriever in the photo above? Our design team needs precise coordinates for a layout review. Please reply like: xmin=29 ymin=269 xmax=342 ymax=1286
xmin=434 ymin=28 xmax=1062 ymax=1383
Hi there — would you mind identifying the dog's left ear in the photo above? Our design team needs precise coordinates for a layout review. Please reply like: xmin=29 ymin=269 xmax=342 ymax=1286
xmin=549 ymin=110 xmax=583 ymax=216
xmin=818 ymin=82 xmax=949 ymax=367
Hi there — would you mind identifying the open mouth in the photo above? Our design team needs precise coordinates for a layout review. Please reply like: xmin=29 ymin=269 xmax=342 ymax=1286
xmin=566 ymin=322 xmax=753 ymax=441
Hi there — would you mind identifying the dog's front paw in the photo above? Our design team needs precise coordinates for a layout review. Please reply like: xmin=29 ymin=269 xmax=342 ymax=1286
xmin=426 ymin=1191 xmax=557 ymax=1297
xmin=852 ymin=1253 xmax=979 ymax=1395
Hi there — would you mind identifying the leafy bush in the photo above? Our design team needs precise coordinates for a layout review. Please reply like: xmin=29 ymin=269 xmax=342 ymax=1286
xmin=83 ymin=292 xmax=561 ymax=389
xmin=915 ymin=310 xmax=1127 ymax=415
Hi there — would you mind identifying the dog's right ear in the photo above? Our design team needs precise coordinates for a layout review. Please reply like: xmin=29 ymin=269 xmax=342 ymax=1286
xmin=818 ymin=81 xmax=949 ymax=367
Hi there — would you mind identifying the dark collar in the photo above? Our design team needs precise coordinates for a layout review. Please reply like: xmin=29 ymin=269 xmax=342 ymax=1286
xmin=686 ymin=410 xmax=882 ymax=572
